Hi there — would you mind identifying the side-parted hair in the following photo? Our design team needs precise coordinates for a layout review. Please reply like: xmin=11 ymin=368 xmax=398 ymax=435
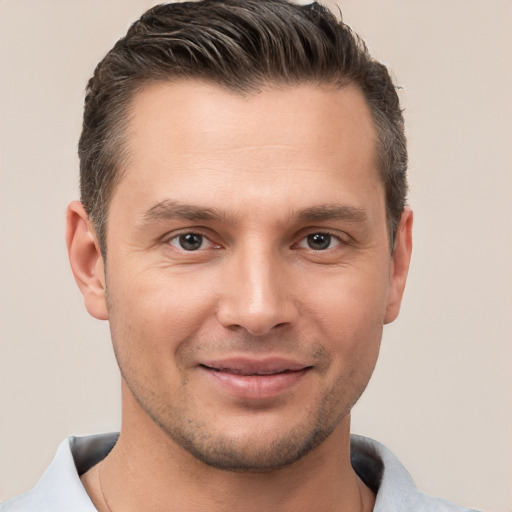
xmin=78 ymin=0 xmax=407 ymax=257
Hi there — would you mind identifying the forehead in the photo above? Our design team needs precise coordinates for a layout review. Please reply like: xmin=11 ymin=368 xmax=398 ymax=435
xmin=113 ymin=81 xmax=382 ymax=221
xmin=126 ymin=80 xmax=377 ymax=161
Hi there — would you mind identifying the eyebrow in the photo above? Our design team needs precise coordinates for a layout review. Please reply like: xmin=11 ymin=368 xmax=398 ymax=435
xmin=138 ymin=200 xmax=235 ymax=225
xmin=138 ymin=200 xmax=367 ymax=227
xmin=296 ymin=204 xmax=367 ymax=223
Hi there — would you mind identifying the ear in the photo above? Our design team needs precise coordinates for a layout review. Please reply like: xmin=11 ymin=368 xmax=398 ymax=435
xmin=384 ymin=207 xmax=413 ymax=324
xmin=66 ymin=201 xmax=109 ymax=320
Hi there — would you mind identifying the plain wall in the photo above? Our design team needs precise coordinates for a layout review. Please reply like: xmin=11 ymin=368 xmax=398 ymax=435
xmin=0 ymin=1 xmax=511 ymax=510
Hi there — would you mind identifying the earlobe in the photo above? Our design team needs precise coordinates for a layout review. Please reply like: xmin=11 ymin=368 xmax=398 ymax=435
xmin=66 ymin=201 xmax=109 ymax=320
xmin=384 ymin=207 xmax=413 ymax=324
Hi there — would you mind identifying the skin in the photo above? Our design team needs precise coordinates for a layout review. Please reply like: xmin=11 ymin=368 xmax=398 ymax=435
xmin=67 ymin=81 xmax=412 ymax=512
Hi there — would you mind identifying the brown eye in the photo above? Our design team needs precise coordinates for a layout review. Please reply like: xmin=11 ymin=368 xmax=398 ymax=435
xmin=169 ymin=233 xmax=206 ymax=251
xmin=306 ymin=233 xmax=333 ymax=250
xmin=180 ymin=233 xmax=203 ymax=250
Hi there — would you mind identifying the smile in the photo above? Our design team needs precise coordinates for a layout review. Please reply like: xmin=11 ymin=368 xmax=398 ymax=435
xmin=204 ymin=367 xmax=296 ymax=376
xmin=198 ymin=359 xmax=312 ymax=399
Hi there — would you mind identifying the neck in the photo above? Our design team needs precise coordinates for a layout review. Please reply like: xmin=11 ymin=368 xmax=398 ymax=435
xmin=82 ymin=393 xmax=374 ymax=512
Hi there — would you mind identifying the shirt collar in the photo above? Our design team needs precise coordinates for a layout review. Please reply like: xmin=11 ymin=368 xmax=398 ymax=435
xmin=2 ymin=433 xmax=477 ymax=512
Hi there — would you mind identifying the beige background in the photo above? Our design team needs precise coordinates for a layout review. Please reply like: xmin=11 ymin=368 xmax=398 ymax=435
xmin=0 ymin=1 xmax=511 ymax=510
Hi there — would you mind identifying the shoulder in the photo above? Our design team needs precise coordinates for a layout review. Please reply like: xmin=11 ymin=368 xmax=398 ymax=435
xmin=350 ymin=434 xmax=482 ymax=512
xmin=1 ymin=433 xmax=118 ymax=512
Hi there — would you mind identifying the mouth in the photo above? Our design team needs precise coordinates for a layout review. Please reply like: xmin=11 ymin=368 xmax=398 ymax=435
xmin=198 ymin=358 xmax=313 ymax=399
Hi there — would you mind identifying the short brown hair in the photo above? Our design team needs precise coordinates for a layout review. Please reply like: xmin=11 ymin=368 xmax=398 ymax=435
xmin=79 ymin=0 xmax=407 ymax=257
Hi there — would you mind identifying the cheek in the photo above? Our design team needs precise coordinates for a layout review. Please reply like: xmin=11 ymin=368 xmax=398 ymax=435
xmin=106 ymin=267 xmax=220 ymax=362
xmin=301 ymin=267 xmax=388 ymax=368
xmin=303 ymin=262 xmax=390 ymax=329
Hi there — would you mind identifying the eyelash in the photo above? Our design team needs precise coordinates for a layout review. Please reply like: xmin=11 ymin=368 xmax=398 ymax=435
xmin=166 ymin=231 xmax=219 ymax=251
xmin=165 ymin=230 xmax=347 ymax=253
xmin=294 ymin=232 xmax=344 ymax=251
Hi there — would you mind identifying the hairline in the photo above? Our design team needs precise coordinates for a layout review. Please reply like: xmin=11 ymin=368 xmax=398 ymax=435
xmin=88 ymin=77 xmax=398 ymax=260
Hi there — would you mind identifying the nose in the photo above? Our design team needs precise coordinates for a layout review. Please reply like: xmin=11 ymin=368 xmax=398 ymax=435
xmin=216 ymin=245 xmax=299 ymax=336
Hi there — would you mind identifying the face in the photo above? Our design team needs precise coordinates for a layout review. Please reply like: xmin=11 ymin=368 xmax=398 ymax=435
xmin=72 ymin=81 xmax=411 ymax=471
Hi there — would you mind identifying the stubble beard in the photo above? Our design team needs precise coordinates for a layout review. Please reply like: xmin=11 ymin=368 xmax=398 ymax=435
xmin=107 ymin=291 xmax=375 ymax=473
xmin=118 ymin=360 xmax=366 ymax=473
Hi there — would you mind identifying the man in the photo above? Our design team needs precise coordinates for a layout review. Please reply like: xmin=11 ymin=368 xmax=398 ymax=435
xmin=0 ymin=1 xmax=480 ymax=511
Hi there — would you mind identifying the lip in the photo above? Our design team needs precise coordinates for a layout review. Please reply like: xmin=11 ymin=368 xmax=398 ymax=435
xmin=199 ymin=357 xmax=312 ymax=399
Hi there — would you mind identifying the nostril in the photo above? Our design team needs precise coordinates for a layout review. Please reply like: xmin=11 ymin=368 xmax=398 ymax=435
xmin=215 ymin=280 xmax=299 ymax=335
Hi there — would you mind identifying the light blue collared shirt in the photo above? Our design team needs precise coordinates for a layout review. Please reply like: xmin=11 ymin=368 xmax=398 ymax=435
xmin=0 ymin=433 xmax=481 ymax=511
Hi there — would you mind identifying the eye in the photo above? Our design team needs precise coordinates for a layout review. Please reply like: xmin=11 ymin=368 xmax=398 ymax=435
xmin=297 ymin=232 xmax=341 ymax=251
xmin=168 ymin=232 xmax=213 ymax=251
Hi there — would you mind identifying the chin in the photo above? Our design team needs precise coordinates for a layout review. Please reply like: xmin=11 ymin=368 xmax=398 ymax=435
xmin=172 ymin=424 xmax=333 ymax=472
xmin=150 ymin=402 xmax=347 ymax=473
